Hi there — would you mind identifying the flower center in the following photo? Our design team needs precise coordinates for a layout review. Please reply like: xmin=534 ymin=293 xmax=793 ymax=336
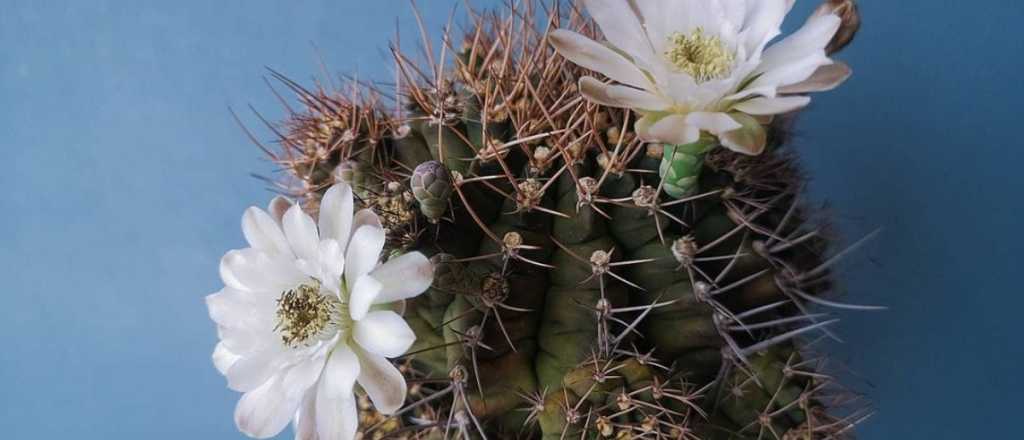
xmin=274 ymin=281 xmax=342 ymax=348
xmin=664 ymin=28 xmax=734 ymax=83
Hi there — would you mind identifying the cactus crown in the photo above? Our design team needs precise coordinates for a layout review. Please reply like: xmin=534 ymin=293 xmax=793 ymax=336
xmin=254 ymin=1 xmax=872 ymax=438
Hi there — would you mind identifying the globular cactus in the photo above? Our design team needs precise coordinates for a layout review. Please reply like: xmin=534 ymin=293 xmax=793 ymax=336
xmin=258 ymin=1 xmax=873 ymax=438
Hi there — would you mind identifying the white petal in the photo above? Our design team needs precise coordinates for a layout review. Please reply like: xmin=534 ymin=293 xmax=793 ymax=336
xmin=579 ymin=77 xmax=670 ymax=111
xmin=243 ymin=207 xmax=291 ymax=256
xmin=353 ymin=345 xmax=407 ymax=414
xmin=638 ymin=114 xmax=700 ymax=145
xmin=368 ymin=252 xmax=433 ymax=304
xmin=293 ymin=389 xmax=319 ymax=440
xmin=583 ymin=0 xmax=654 ymax=61
xmin=226 ymin=349 xmax=287 ymax=392
xmin=348 ymin=275 xmax=382 ymax=321
xmin=283 ymin=351 xmax=328 ymax=393
xmin=268 ymin=196 xmax=292 ymax=225
xmin=754 ymin=53 xmax=832 ymax=89
xmin=344 ymin=224 xmax=386 ymax=286
xmin=351 ymin=209 xmax=383 ymax=238
xmin=318 ymin=183 xmax=354 ymax=248
xmin=778 ymin=62 xmax=851 ymax=94
xmin=719 ymin=113 xmax=767 ymax=155
xmin=549 ymin=29 xmax=650 ymax=89
xmin=760 ymin=13 xmax=840 ymax=72
xmin=317 ymin=239 xmax=346 ymax=294
xmin=235 ymin=374 xmax=303 ymax=439
xmin=219 ymin=248 xmax=306 ymax=294
xmin=315 ymin=347 xmax=360 ymax=440
xmin=283 ymin=204 xmax=321 ymax=264
xmin=740 ymin=0 xmax=793 ymax=56
xmin=685 ymin=112 xmax=743 ymax=135
xmin=213 ymin=342 xmax=241 ymax=375
xmin=733 ymin=96 xmax=810 ymax=115
xmin=353 ymin=311 xmax=416 ymax=358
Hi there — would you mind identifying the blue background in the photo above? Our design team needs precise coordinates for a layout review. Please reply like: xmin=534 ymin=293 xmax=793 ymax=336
xmin=1 ymin=1 xmax=1020 ymax=438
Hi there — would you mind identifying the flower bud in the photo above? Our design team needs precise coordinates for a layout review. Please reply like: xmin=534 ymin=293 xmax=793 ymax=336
xmin=410 ymin=160 xmax=453 ymax=222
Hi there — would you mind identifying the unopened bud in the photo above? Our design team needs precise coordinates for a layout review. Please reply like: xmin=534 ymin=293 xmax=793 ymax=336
xmin=410 ymin=161 xmax=453 ymax=222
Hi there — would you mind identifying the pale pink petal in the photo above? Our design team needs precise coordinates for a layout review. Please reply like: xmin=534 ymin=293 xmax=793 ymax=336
xmin=213 ymin=342 xmax=241 ymax=375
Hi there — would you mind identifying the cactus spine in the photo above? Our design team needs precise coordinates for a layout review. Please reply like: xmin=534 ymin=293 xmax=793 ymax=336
xmin=258 ymin=2 xmax=870 ymax=438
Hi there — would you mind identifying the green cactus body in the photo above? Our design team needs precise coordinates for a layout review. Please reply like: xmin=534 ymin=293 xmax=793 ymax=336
xmin=265 ymin=3 xmax=867 ymax=438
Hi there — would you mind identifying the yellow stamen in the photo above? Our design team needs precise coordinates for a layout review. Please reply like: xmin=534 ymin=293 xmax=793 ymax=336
xmin=664 ymin=28 xmax=735 ymax=83
xmin=274 ymin=282 xmax=338 ymax=347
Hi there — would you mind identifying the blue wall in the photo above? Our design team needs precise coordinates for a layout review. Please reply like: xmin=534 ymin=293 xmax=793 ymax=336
xmin=1 ymin=1 xmax=1019 ymax=438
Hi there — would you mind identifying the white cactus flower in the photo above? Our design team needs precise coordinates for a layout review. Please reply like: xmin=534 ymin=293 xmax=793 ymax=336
xmin=206 ymin=182 xmax=433 ymax=440
xmin=551 ymin=0 xmax=851 ymax=155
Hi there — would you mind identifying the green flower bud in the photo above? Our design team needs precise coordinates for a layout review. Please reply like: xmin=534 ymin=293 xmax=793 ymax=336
xmin=410 ymin=160 xmax=453 ymax=222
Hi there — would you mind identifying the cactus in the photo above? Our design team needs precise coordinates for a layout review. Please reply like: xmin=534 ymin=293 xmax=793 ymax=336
xmin=255 ymin=1 xmax=873 ymax=438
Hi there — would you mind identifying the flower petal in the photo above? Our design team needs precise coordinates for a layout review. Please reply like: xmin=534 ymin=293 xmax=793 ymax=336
xmin=549 ymin=29 xmax=650 ymax=89
xmin=268 ymin=196 xmax=292 ymax=226
xmin=234 ymin=374 xmax=303 ymax=439
xmin=293 ymin=389 xmax=319 ymax=440
xmin=283 ymin=204 xmax=321 ymax=264
xmin=353 ymin=345 xmax=407 ymax=415
xmin=213 ymin=342 xmax=241 ymax=375
xmin=638 ymin=114 xmax=700 ymax=145
xmin=219 ymin=248 xmax=306 ymax=294
xmin=344 ymin=224 xmax=386 ymax=285
xmin=685 ymin=112 xmax=743 ymax=135
xmin=317 ymin=239 xmax=345 ymax=294
xmin=226 ymin=349 xmax=287 ymax=392
xmin=732 ymin=96 xmax=810 ymax=115
xmin=318 ymin=183 xmax=354 ymax=248
xmin=368 ymin=252 xmax=433 ymax=304
xmin=243 ymin=207 xmax=291 ymax=256
xmin=348 ymin=275 xmax=382 ymax=321
xmin=719 ymin=113 xmax=767 ymax=155
xmin=760 ymin=13 xmax=840 ymax=72
xmin=583 ymin=0 xmax=654 ymax=61
xmin=351 ymin=209 xmax=383 ymax=238
xmin=778 ymin=61 xmax=851 ymax=94
xmin=315 ymin=347 xmax=360 ymax=440
xmin=740 ymin=0 xmax=793 ymax=56
xmin=579 ymin=77 xmax=669 ymax=111
xmin=354 ymin=311 xmax=416 ymax=358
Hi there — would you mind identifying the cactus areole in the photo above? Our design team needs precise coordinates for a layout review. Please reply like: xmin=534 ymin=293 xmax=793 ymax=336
xmin=212 ymin=1 xmax=875 ymax=438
